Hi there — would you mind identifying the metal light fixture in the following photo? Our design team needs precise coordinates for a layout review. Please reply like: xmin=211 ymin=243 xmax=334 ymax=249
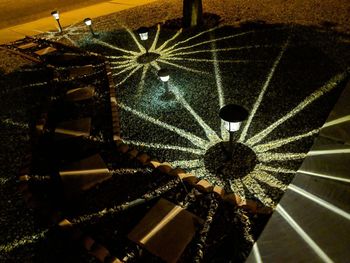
xmin=137 ymin=27 xmax=149 ymax=41
xmin=51 ymin=10 xmax=62 ymax=32
xmin=137 ymin=27 xmax=149 ymax=54
xmin=158 ymin=68 xmax=170 ymax=93
xmin=84 ymin=18 xmax=97 ymax=37
xmin=158 ymin=68 xmax=170 ymax=82
xmin=219 ymin=104 xmax=248 ymax=157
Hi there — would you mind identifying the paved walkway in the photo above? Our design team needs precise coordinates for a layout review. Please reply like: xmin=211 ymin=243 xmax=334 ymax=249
xmin=0 ymin=0 xmax=158 ymax=44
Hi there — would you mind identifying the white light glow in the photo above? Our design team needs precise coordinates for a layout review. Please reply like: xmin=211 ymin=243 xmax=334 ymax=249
xmin=246 ymin=71 xmax=348 ymax=146
xmin=323 ymin=115 xmax=350 ymax=128
xmin=160 ymin=75 xmax=170 ymax=82
xmin=252 ymin=243 xmax=263 ymax=263
xmin=84 ymin=18 xmax=92 ymax=26
xmin=170 ymin=159 xmax=204 ymax=169
xmin=123 ymin=140 xmax=205 ymax=155
xmin=171 ymin=85 xmax=221 ymax=142
xmin=224 ymin=121 xmax=241 ymax=132
xmin=298 ymin=170 xmax=350 ymax=184
xmin=254 ymin=129 xmax=319 ymax=153
xmin=51 ymin=11 xmax=59 ymax=20
xmin=276 ymin=205 xmax=334 ymax=263
xmin=139 ymin=32 xmax=148 ymax=41
xmin=118 ymin=102 xmax=209 ymax=149
xmin=289 ymin=184 xmax=350 ymax=220
xmin=240 ymin=39 xmax=289 ymax=142
xmin=308 ymin=148 xmax=350 ymax=156
xmin=257 ymin=152 xmax=307 ymax=162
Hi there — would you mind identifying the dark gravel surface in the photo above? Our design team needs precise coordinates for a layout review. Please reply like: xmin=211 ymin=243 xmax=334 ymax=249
xmin=1 ymin=14 xmax=350 ymax=263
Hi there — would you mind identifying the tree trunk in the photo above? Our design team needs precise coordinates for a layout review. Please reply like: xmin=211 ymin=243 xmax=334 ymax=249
xmin=183 ymin=0 xmax=203 ymax=28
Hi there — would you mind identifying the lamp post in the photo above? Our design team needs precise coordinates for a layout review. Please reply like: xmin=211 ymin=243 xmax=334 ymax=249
xmin=137 ymin=27 xmax=149 ymax=54
xmin=84 ymin=18 xmax=97 ymax=37
xmin=158 ymin=68 xmax=170 ymax=93
xmin=219 ymin=104 xmax=248 ymax=158
xmin=51 ymin=10 xmax=62 ymax=32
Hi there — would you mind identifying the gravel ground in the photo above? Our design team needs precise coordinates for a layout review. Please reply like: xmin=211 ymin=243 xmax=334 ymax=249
xmin=0 ymin=1 xmax=350 ymax=262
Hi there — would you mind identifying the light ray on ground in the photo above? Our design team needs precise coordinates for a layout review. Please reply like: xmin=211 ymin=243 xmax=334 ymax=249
xmin=0 ymin=230 xmax=48 ymax=253
xmin=251 ymin=171 xmax=288 ymax=190
xmin=240 ymin=39 xmax=289 ymax=142
xmin=170 ymin=159 xmax=204 ymax=169
xmin=209 ymin=35 xmax=227 ymax=140
xmin=323 ymin=115 xmax=350 ymax=128
xmin=308 ymin=148 xmax=350 ymax=156
xmin=158 ymin=59 xmax=209 ymax=74
xmin=123 ymin=140 xmax=205 ymax=155
xmin=64 ymin=35 xmax=78 ymax=46
xmin=161 ymin=26 xmax=220 ymax=53
xmin=111 ymin=63 xmax=137 ymax=74
xmin=125 ymin=27 xmax=146 ymax=52
xmin=107 ymin=55 xmax=136 ymax=60
xmin=171 ymin=85 xmax=221 ymax=143
xmin=243 ymin=176 xmax=275 ymax=207
xmin=136 ymin=64 xmax=149 ymax=98
xmin=258 ymin=152 xmax=307 ymax=162
xmin=289 ymin=184 xmax=350 ymax=220
xmin=111 ymin=168 xmax=149 ymax=175
xmin=149 ymin=24 xmax=161 ymax=52
xmin=1 ymin=119 xmax=29 ymax=129
xmin=93 ymin=38 xmax=139 ymax=55
xmin=298 ymin=170 xmax=350 ymax=184
xmin=190 ymin=167 xmax=210 ymax=178
xmin=110 ymin=59 xmax=137 ymax=65
xmin=254 ymin=129 xmax=319 ymax=153
xmin=252 ymin=243 xmax=263 ymax=263
xmin=230 ymin=179 xmax=247 ymax=201
xmin=256 ymin=164 xmax=296 ymax=174
xmin=115 ymin=65 xmax=142 ymax=87
xmin=165 ymin=45 xmax=272 ymax=57
xmin=163 ymin=30 xmax=255 ymax=56
xmin=0 ymin=178 xmax=9 ymax=185
xmin=164 ymin=57 xmax=253 ymax=63
xmin=72 ymin=179 xmax=180 ymax=225
xmin=156 ymin=28 xmax=183 ymax=52
xmin=276 ymin=205 xmax=334 ymax=263
xmin=119 ymin=103 xmax=209 ymax=149
xmin=246 ymin=71 xmax=349 ymax=146
xmin=150 ymin=61 xmax=161 ymax=70
xmin=111 ymin=62 xmax=136 ymax=70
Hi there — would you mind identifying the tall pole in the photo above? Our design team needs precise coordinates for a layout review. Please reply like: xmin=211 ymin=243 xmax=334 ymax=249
xmin=228 ymin=131 xmax=234 ymax=158
xmin=165 ymin=81 xmax=169 ymax=93
xmin=57 ymin=19 xmax=63 ymax=32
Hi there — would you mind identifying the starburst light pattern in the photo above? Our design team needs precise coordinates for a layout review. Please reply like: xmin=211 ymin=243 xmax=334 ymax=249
xmin=80 ymin=24 xmax=348 ymax=209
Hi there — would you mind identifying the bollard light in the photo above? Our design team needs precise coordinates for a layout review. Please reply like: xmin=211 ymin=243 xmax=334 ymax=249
xmin=219 ymin=104 xmax=248 ymax=157
xmin=84 ymin=18 xmax=97 ymax=37
xmin=51 ymin=10 xmax=62 ymax=32
xmin=137 ymin=27 xmax=149 ymax=41
xmin=158 ymin=68 xmax=170 ymax=82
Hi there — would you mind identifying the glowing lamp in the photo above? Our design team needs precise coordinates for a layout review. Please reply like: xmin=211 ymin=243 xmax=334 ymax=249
xmin=219 ymin=104 xmax=248 ymax=157
xmin=51 ymin=10 xmax=62 ymax=32
xmin=158 ymin=68 xmax=170 ymax=82
xmin=219 ymin=104 xmax=248 ymax=131
xmin=51 ymin=10 xmax=59 ymax=20
xmin=84 ymin=18 xmax=92 ymax=26
xmin=83 ymin=18 xmax=97 ymax=37
xmin=137 ymin=27 xmax=149 ymax=41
